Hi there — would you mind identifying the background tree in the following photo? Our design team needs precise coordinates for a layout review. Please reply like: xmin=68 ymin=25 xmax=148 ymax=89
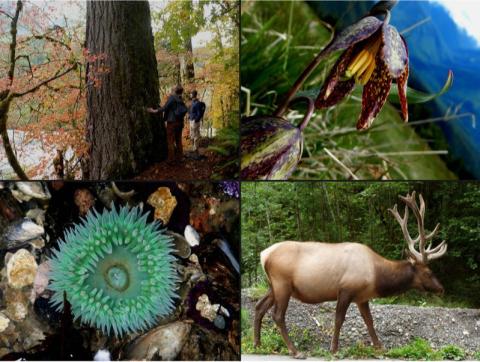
xmin=85 ymin=0 xmax=165 ymax=179
xmin=0 ymin=0 xmax=81 ymax=179
xmin=242 ymin=182 xmax=480 ymax=307
xmin=153 ymin=0 xmax=205 ymax=84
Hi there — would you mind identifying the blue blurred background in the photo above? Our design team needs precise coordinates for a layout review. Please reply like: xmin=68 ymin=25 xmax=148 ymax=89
xmin=308 ymin=0 xmax=480 ymax=179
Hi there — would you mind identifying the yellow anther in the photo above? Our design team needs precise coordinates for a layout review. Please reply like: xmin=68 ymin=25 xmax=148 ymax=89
xmin=345 ymin=34 xmax=382 ymax=84
xmin=358 ymin=60 xmax=376 ymax=85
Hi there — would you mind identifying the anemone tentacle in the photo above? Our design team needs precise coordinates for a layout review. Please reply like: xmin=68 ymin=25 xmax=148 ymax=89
xmin=48 ymin=205 xmax=179 ymax=336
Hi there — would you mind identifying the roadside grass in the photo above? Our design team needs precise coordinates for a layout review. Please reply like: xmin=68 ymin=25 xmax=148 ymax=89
xmin=241 ymin=318 xmax=470 ymax=361
xmin=241 ymin=1 xmax=460 ymax=180
xmin=245 ymin=283 xmax=473 ymax=309
xmin=372 ymin=290 xmax=473 ymax=309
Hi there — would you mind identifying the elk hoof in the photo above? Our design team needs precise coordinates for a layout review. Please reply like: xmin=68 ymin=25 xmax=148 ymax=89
xmin=292 ymin=351 xmax=306 ymax=359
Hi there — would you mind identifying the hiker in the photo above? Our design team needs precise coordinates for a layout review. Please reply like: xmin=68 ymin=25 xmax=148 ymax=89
xmin=147 ymin=85 xmax=188 ymax=163
xmin=188 ymin=90 xmax=206 ymax=152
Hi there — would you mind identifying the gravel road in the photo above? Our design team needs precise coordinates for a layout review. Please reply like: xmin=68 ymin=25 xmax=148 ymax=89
xmin=242 ymin=294 xmax=480 ymax=354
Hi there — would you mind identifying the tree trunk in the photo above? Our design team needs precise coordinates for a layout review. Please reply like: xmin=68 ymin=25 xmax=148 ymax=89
xmin=85 ymin=1 xmax=166 ymax=179
xmin=0 ymin=97 xmax=28 ymax=180
xmin=183 ymin=37 xmax=195 ymax=82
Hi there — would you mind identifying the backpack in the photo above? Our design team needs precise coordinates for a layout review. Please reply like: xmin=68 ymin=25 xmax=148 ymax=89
xmin=198 ymin=101 xmax=206 ymax=120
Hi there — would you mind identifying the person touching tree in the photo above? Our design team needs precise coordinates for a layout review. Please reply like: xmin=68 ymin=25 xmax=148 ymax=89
xmin=148 ymin=85 xmax=188 ymax=163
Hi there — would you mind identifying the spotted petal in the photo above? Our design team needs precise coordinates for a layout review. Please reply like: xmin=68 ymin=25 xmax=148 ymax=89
xmin=357 ymin=54 xmax=392 ymax=130
xmin=315 ymin=46 xmax=356 ymax=108
xmin=381 ymin=24 xmax=408 ymax=78
xmin=397 ymin=36 xmax=409 ymax=122
xmin=323 ymin=16 xmax=383 ymax=56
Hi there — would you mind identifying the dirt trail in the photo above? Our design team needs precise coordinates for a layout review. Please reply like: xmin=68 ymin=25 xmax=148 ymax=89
xmin=136 ymin=136 xmax=220 ymax=180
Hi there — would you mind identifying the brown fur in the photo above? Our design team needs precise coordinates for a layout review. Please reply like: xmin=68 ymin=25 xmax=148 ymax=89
xmin=254 ymin=241 xmax=444 ymax=357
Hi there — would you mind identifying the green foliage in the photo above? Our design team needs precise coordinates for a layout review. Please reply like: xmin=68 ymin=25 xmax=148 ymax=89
xmin=474 ymin=350 xmax=480 ymax=360
xmin=335 ymin=342 xmax=378 ymax=359
xmin=246 ymin=279 xmax=270 ymax=300
xmin=208 ymin=120 xmax=239 ymax=178
xmin=241 ymin=308 xmax=251 ymax=332
xmin=242 ymin=323 xmax=472 ymax=360
xmin=386 ymin=338 xmax=441 ymax=360
xmin=241 ymin=181 xmax=480 ymax=307
xmin=439 ymin=345 xmax=466 ymax=361
xmin=241 ymin=325 xmax=289 ymax=355
xmin=241 ymin=1 xmax=456 ymax=180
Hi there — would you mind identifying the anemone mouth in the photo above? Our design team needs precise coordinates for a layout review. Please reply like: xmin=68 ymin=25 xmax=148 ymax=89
xmin=48 ymin=205 xmax=179 ymax=336
xmin=105 ymin=264 xmax=129 ymax=292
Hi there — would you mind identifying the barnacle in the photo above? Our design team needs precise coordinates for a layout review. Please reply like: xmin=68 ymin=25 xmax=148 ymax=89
xmin=48 ymin=205 xmax=178 ymax=336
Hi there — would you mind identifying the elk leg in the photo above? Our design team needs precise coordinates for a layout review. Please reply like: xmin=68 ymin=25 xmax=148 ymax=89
xmin=357 ymin=301 xmax=382 ymax=349
xmin=271 ymin=288 xmax=304 ymax=359
xmin=330 ymin=290 xmax=352 ymax=353
xmin=253 ymin=288 xmax=274 ymax=347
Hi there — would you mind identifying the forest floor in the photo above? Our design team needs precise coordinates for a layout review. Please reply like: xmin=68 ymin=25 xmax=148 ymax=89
xmin=136 ymin=136 xmax=221 ymax=180
xmin=242 ymin=293 xmax=480 ymax=359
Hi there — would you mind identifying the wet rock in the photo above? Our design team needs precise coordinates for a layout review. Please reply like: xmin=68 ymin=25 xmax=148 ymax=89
xmin=196 ymin=294 xmax=219 ymax=322
xmin=147 ymin=187 xmax=177 ymax=225
xmin=12 ymin=182 xmax=51 ymax=202
xmin=178 ymin=325 xmax=238 ymax=360
xmin=111 ymin=182 xmax=135 ymax=202
xmin=74 ymin=189 xmax=95 ymax=216
xmin=189 ymin=197 xmax=239 ymax=235
xmin=33 ymin=261 xmax=50 ymax=299
xmin=215 ymin=239 xmax=240 ymax=274
xmin=2 ymin=219 xmax=44 ymax=248
xmin=94 ymin=349 xmax=111 ymax=361
xmin=167 ymin=231 xmax=191 ymax=259
xmin=126 ymin=321 xmax=191 ymax=360
xmin=4 ymin=287 xmax=29 ymax=321
xmin=0 ymin=312 xmax=9 ymax=332
xmin=214 ymin=315 xmax=226 ymax=329
xmin=6 ymin=249 xmax=38 ymax=289
xmin=184 ymin=225 xmax=200 ymax=247
xmin=25 ymin=209 xmax=46 ymax=226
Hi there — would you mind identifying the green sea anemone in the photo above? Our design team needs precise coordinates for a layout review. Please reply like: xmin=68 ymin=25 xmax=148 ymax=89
xmin=48 ymin=205 xmax=178 ymax=336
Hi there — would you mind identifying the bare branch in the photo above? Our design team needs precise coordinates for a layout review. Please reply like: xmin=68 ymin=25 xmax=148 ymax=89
xmin=11 ymin=63 xmax=77 ymax=98
xmin=0 ymin=8 xmax=14 ymax=20
xmin=19 ymin=34 xmax=72 ymax=50
xmin=8 ymin=1 xmax=23 ymax=87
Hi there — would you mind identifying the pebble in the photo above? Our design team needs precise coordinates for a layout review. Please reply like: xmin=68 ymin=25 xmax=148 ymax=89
xmin=6 ymin=249 xmax=38 ymax=289
xmin=196 ymin=294 xmax=218 ymax=322
xmin=0 ymin=312 xmax=10 ymax=332
xmin=126 ymin=321 xmax=191 ymax=360
xmin=33 ymin=261 xmax=50 ymax=298
xmin=214 ymin=315 xmax=226 ymax=329
xmin=184 ymin=225 xmax=200 ymax=247
xmin=14 ymin=182 xmax=51 ymax=201
xmin=94 ymin=349 xmax=111 ymax=361
xmin=147 ymin=187 xmax=177 ymax=225
xmin=3 ymin=218 xmax=44 ymax=243
xmin=167 ymin=232 xmax=191 ymax=259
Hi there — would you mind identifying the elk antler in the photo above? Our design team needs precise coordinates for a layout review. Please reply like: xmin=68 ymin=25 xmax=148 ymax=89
xmin=388 ymin=191 xmax=447 ymax=263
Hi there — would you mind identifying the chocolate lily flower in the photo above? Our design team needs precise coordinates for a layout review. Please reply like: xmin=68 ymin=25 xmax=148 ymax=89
xmin=315 ymin=14 xmax=409 ymax=129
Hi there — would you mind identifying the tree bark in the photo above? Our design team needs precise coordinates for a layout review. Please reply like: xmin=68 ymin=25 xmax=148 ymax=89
xmin=85 ymin=1 xmax=166 ymax=179
xmin=183 ymin=37 xmax=195 ymax=82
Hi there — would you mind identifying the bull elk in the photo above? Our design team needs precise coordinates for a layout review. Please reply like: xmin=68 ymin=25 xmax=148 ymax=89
xmin=253 ymin=192 xmax=447 ymax=359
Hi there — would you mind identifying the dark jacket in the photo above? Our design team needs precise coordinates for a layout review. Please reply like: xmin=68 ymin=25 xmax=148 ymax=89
xmin=189 ymin=99 xmax=203 ymax=123
xmin=162 ymin=94 xmax=183 ymax=123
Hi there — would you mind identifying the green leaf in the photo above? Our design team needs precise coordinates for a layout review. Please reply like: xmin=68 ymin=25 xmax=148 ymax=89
xmin=389 ymin=69 xmax=454 ymax=104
